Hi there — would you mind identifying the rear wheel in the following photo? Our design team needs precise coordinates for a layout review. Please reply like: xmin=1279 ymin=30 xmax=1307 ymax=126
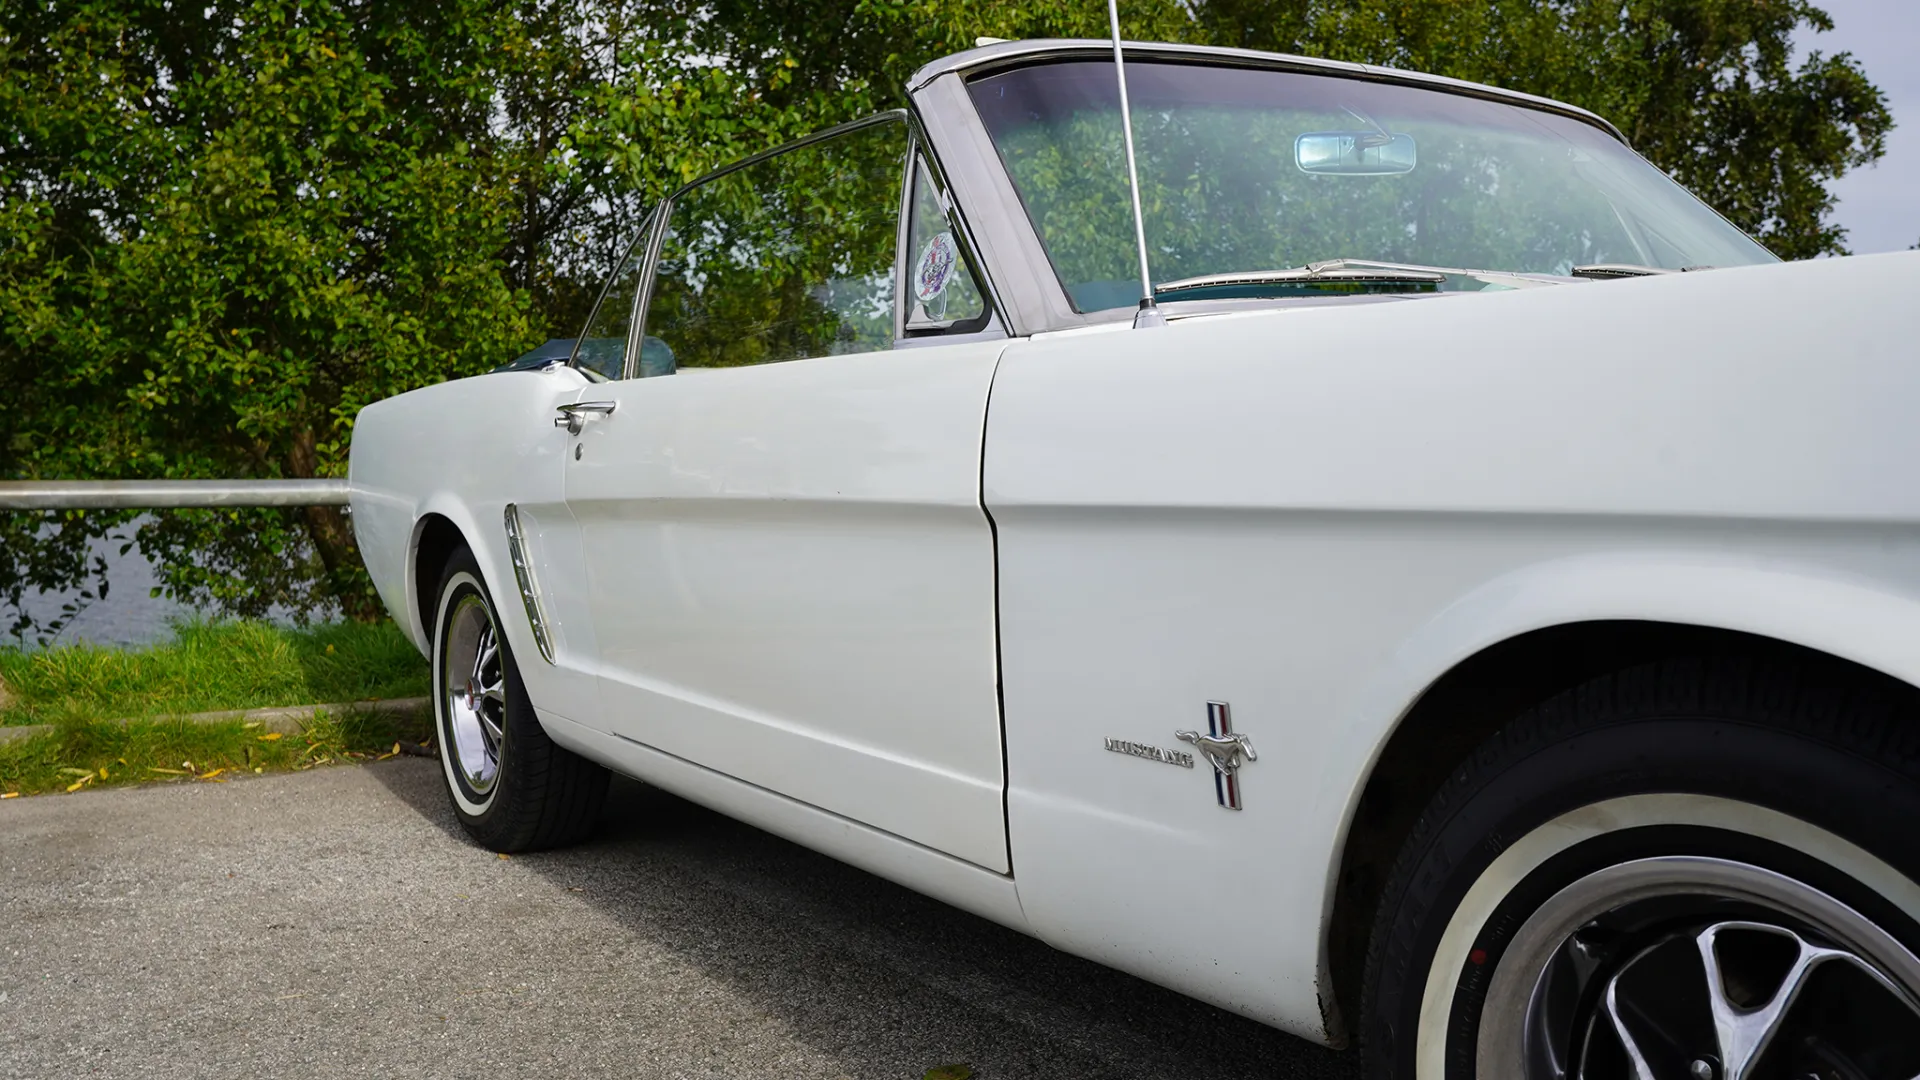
xmin=431 ymin=546 xmax=607 ymax=851
xmin=1361 ymin=657 xmax=1920 ymax=1079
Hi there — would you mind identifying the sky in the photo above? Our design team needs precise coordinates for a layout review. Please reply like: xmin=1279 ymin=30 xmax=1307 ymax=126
xmin=1797 ymin=0 xmax=1918 ymax=254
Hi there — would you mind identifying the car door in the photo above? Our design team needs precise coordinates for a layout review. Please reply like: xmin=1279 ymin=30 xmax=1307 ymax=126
xmin=561 ymin=115 xmax=1012 ymax=872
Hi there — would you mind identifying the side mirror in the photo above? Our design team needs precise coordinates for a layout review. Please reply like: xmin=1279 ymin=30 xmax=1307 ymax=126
xmin=1295 ymin=131 xmax=1417 ymax=176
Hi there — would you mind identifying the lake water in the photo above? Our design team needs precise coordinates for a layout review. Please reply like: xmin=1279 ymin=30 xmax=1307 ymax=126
xmin=5 ymin=522 xmax=325 ymax=649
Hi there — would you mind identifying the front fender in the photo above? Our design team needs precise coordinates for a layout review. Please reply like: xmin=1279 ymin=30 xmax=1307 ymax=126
xmin=1315 ymin=548 xmax=1920 ymax=1022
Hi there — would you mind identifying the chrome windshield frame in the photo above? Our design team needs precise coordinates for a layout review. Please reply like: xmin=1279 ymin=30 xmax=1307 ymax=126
xmin=908 ymin=39 xmax=1628 ymax=144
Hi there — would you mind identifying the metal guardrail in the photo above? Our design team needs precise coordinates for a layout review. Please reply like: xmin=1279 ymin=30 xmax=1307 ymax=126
xmin=0 ymin=479 xmax=352 ymax=510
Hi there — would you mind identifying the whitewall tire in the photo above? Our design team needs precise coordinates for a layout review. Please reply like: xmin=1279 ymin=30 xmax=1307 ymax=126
xmin=430 ymin=546 xmax=608 ymax=851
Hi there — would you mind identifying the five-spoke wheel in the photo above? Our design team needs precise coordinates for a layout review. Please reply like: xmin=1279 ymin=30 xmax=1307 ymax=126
xmin=1484 ymin=856 xmax=1920 ymax=1079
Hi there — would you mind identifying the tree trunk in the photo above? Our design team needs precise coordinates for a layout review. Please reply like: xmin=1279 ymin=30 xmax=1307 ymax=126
xmin=287 ymin=427 xmax=380 ymax=621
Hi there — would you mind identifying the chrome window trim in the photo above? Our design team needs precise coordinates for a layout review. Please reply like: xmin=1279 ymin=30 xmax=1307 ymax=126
xmin=621 ymin=199 xmax=670 ymax=381
xmin=906 ymin=39 xmax=1629 ymax=146
xmin=891 ymin=135 xmax=919 ymax=343
xmin=911 ymin=73 xmax=1078 ymax=335
xmin=619 ymin=202 xmax=666 ymax=381
xmin=897 ymin=143 xmax=1004 ymax=342
xmin=900 ymin=110 xmax=1012 ymax=340
xmin=567 ymin=223 xmax=638 ymax=381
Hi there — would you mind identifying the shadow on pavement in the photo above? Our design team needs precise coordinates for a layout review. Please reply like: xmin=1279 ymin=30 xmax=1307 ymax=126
xmin=372 ymin=758 xmax=1357 ymax=1080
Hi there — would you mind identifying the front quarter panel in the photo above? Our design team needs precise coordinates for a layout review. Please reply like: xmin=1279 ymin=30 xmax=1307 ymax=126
xmin=984 ymin=252 xmax=1920 ymax=1042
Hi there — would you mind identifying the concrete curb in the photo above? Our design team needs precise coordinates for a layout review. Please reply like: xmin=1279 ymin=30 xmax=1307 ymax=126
xmin=0 ymin=696 xmax=431 ymax=746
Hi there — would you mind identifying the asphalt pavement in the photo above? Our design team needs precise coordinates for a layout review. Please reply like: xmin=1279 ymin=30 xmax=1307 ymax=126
xmin=0 ymin=758 xmax=1355 ymax=1079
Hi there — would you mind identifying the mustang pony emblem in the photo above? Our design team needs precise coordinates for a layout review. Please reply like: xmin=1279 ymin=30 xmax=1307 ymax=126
xmin=1177 ymin=701 xmax=1257 ymax=810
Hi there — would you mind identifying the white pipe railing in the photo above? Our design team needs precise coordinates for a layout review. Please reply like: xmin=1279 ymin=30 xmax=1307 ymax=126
xmin=0 ymin=479 xmax=351 ymax=510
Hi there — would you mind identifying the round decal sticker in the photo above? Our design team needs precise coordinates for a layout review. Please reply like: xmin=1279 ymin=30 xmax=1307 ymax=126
xmin=914 ymin=232 xmax=959 ymax=305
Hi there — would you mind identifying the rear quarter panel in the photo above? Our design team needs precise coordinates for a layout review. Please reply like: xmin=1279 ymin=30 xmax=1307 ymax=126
xmin=347 ymin=365 xmax=595 ymax=716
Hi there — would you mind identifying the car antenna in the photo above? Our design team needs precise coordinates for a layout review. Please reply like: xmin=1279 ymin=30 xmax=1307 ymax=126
xmin=1107 ymin=0 xmax=1164 ymax=328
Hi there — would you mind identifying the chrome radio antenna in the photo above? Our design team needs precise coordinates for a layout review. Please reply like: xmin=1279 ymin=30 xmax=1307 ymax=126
xmin=1107 ymin=0 xmax=1164 ymax=328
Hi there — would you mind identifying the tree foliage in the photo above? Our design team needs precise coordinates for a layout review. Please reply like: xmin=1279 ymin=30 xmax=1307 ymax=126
xmin=0 ymin=0 xmax=1893 ymax=636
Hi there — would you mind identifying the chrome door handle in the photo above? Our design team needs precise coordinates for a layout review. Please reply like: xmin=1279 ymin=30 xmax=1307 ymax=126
xmin=554 ymin=400 xmax=616 ymax=435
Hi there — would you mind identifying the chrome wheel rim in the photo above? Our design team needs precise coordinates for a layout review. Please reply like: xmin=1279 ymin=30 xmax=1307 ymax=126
xmin=441 ymin=593 xmax=506 ymax=797
xmin=1478 ymin=855 xmax=1920 ymax=1079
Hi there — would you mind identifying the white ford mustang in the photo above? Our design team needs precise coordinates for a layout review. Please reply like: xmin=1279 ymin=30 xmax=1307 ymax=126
xmin=348 ymin=38 xmax=1920 ymax=1077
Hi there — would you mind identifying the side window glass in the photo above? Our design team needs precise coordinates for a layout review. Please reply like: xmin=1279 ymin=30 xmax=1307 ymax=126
xmin=573 ymin=229 xmax=647 ymax=381
xmin=903 ymin=156 xmax=988 ymax=332
xmin=644 ymin=118 xmax=906 ymax=371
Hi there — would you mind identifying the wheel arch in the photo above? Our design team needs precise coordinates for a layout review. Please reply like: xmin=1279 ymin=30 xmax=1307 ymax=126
xmin=1318 ymin=552 xmax=1920 ymax=1040
xmin=409 ymin=511 xmax=472 ymax=651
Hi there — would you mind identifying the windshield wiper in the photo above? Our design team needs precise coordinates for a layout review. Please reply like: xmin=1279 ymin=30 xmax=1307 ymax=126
xmin=1155 ymin=258 xmax=1447 ymax=296
xmin=1571 ymin=263 xmax=1713 ymax=279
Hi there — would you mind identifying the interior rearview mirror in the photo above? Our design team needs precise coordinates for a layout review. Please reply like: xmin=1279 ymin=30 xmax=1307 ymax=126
xmin=1295 ymin=131 xmax=1417 ymax=175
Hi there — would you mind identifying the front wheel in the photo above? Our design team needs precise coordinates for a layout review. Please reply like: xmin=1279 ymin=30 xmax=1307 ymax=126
xmin=1362 ymin=657 xmax=1920 ymax=1079
xmin=431 ymin=546 xmax=607 ymax=851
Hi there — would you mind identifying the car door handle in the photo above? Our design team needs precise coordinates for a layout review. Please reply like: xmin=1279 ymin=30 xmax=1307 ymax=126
xmin=554 ymin=400 xmax=616 ymax=435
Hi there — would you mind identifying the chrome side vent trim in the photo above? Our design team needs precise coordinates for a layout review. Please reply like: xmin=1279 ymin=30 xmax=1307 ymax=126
xmin=502 ymin=503 xmax=556 ymax=664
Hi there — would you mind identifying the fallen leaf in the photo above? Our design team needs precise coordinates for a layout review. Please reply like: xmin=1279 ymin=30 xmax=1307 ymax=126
xmin=325 ymin=643 xmax=335 ymax=654
xmin=497 ymin=853 xmax=512 ymax=860
xmin=147 ymin=767 xmax=188 ymax=775
xmin=375 ymin=742 xmax=402 ymax=761
xmin=924 ymin=1067 xmax=974 ymax=1080
xmin=97 ymin=768 xmax=109 ymax=780
xmin=64 ymin=775 xmax=93 ymax=793
xmin=243 ymin=721 xmax=261 ymax=730
xmin=258 ymin=732 xmax=283 ymax=742
xmin=200 ymin=768 xmax=226 ymax=781
xmin=57 ymin=768 xmax=93 ymax=777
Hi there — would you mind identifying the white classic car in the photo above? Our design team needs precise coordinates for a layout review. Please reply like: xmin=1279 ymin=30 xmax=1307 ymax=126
xmin=348 ymin=38 xmax=1920 ymax=1078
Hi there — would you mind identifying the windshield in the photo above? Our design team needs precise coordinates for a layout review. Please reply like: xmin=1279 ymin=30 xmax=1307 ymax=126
xmin=967 ymin=61 xmax=1776 ymax=313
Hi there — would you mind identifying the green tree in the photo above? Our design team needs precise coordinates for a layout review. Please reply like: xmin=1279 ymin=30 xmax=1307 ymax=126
xmin=1 ymin=0 xmax=537 ymax=632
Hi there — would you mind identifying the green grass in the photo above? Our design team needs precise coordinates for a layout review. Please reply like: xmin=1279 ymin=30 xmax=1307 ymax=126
xmin=0 ymin=706 xmax=434 ymax=797
xmin=0 ymin=618 xmax=429 ymax=727
xmin=0 ymin=618 xmax=434 ymax=798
